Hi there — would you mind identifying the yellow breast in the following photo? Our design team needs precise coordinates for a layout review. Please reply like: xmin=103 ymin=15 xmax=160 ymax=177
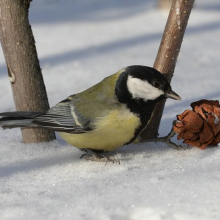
xmin=58 ymin=107 xmax=140 ymax=151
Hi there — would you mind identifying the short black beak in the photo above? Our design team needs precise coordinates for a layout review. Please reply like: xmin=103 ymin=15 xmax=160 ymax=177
xmin=165 ymin=90 xmax=181 ymax=100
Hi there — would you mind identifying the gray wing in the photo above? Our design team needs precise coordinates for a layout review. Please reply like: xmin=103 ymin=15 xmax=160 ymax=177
xmin=33 ymin=99 xmax=92 ymax=133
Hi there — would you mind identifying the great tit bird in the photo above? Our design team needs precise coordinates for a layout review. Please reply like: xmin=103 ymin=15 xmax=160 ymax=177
xmin=0 ymin=65 xmax=181 ymax=162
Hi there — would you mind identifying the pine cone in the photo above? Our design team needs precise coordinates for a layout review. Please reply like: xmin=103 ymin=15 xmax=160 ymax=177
xmin=173 ymin=99 xmax=220 ymax=149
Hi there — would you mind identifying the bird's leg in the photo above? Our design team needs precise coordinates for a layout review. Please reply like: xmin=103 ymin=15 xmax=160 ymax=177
xmin=142 ymin=122 xmax=188 ymax=150
xmin=80 ymin=149 xmax=120 ymax=165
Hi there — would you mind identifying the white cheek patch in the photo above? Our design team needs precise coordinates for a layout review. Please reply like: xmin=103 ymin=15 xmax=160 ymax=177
xmin=127 ymin=76 xmax=164 ymax=101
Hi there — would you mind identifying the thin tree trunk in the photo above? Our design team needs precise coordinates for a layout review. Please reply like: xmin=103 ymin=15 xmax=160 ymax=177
xmin=141 ymin=0 xmax=195 ymax=140
xmin=0 ymin=0 xmax=55 ymax=143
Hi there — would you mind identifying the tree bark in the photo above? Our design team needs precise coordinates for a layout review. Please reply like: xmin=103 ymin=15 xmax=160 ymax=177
xmin=141 ymin=0 xmax=195 ymax=140
xmin=0 ymin=0 xmax=55 ymax=143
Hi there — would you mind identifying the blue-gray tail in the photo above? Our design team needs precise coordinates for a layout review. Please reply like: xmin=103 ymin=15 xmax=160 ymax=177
xmin=0 ymin=111 xmax=44 ymax=129
xmin=0 ymin=102 xmax=87 ymax=134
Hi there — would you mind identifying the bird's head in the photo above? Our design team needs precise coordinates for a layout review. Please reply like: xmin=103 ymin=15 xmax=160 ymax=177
xmin=115 ymin=65 xmax=181 ymax=105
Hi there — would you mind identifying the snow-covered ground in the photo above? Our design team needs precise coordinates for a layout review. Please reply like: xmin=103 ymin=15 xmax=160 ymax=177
xmin=1 ymin=0 xmax=220 ymax=219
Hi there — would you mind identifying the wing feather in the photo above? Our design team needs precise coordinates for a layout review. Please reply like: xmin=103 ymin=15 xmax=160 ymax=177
xmin=33 ymin=99 xmax=92 ymax=133
xmin=33 ymin=72 xmax=120 ymax=133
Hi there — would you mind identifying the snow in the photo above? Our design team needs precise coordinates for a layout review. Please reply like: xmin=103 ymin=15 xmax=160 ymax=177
xmin=0 ymin=0 xmax=220 ymax=219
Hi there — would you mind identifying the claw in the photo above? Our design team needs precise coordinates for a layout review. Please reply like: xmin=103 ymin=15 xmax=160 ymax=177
xmin=80 ymin=153 xmax=120 ymax=165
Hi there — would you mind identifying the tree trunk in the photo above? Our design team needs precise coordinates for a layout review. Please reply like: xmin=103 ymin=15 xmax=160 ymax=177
xmin=0 ymin=0 xmax=55 ymax=143
xmin=141 ymin=0 xmax=195 ymax=140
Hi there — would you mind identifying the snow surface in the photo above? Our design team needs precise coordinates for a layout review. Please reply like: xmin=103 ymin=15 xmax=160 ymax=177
xmin=1 ymin=0 xmax=220 ymax=219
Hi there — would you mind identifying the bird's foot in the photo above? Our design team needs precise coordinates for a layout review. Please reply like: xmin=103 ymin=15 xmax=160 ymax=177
xmin=80 ymin=149 xmax=120 ymax=165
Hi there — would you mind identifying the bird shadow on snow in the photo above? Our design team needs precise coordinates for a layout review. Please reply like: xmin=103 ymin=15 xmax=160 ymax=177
xmin=0 ymin=144 xmax=82 ymax=178
xmin=0 ymin=130 xmax=218 ymax=179
xmin=0 ymin=135 xmax=173 ymax=179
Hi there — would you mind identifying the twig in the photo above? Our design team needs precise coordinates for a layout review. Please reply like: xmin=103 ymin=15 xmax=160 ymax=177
xmin=141 ymin=121 xmax=188 ymax=150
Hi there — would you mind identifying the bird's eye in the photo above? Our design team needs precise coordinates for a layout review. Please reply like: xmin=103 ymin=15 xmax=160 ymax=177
xmin=153 ymin=81 xmax=160 ymax=88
